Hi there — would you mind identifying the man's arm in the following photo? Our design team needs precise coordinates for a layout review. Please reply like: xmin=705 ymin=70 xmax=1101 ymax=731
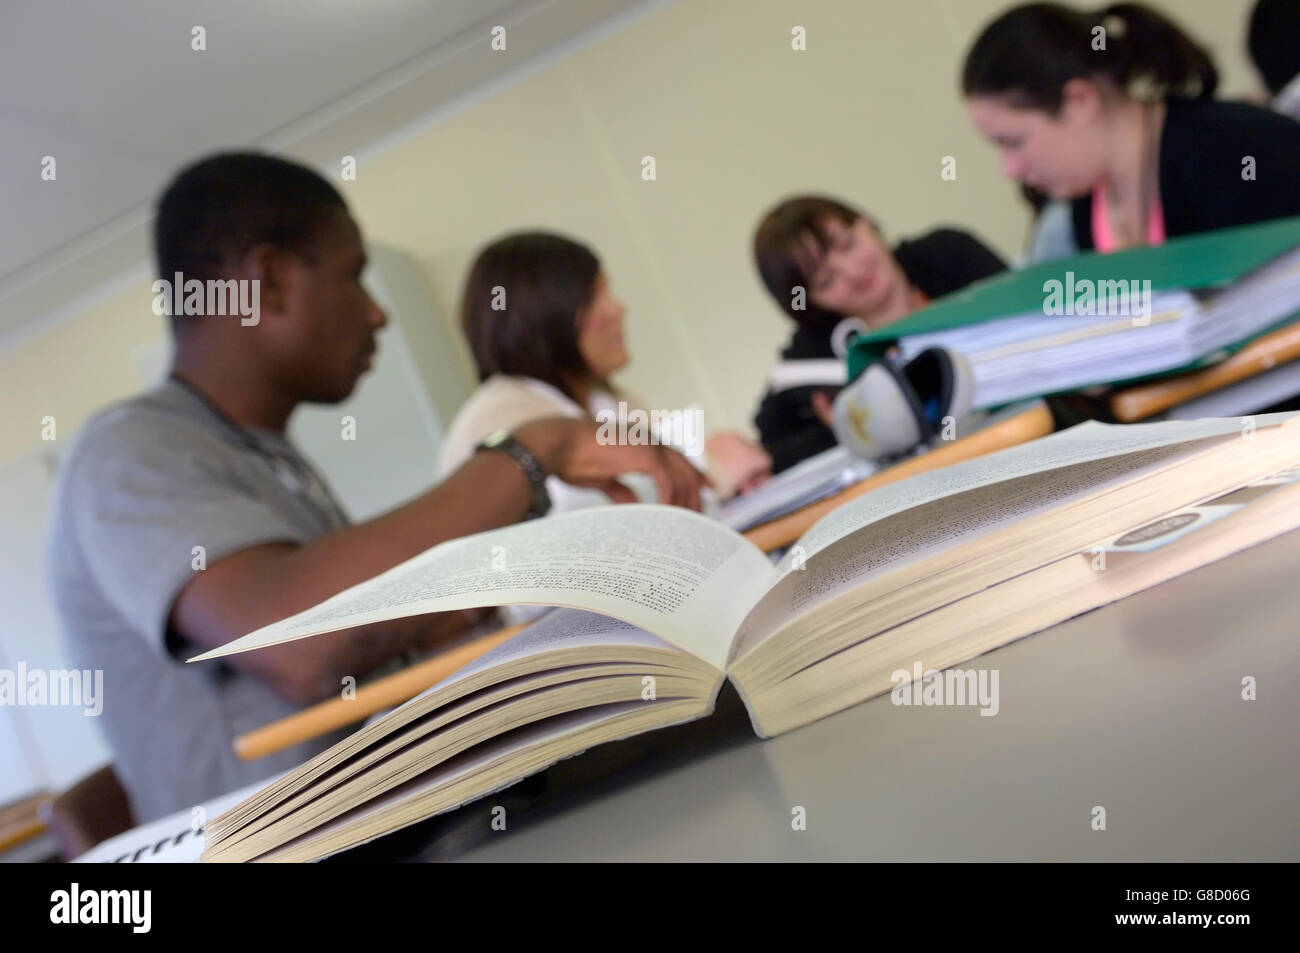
xmin=172 ymin=416 xmax=706 ymax=705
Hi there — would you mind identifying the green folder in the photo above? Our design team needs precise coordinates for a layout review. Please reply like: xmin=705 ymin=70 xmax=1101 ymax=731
xmin=846 ymin=215 xmax=1300 ymax=381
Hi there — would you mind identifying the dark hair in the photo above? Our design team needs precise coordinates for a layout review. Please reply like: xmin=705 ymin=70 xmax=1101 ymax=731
xmin=1248 ymin=0 xmax=1300 ymax=95
xmin=962 ymin=3 xmax=1218 ymax=112
xmin=1020 ymin=183 xmax=1052 ymax=215
xmin=154 ymin=152 xmax=347 ymax=330
xmin=460 ymin=231 xmax=601 ymax=401
xmin=752 ymin=195 xmax=881 ymax=332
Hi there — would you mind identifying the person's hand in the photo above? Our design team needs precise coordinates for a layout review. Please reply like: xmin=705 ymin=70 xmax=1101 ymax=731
xmin=705 ymin=431 xmax=772 ymax=497
xmin=512 ymin=417 xmax=709 ymax=510
xmin=810 ymin=391 xmax=836 ymax=429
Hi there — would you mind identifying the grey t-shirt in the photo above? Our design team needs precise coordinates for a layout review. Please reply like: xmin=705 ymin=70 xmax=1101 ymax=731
xmin=46 ymin=380 xmax=356 ymax=823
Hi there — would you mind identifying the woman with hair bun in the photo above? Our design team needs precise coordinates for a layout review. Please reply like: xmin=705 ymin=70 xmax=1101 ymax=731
xmin=962 ymin=2 xmax=1300 ymax=253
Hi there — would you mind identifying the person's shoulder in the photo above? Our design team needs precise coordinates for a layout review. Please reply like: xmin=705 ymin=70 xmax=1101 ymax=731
xmin=895 ymin=226 xmax=1008 ymax=297
xmin=438 ymin=375 xmax=573 ymax=476
xmin=55 ymin=385 xmax=225 ymax=500
xmin=899 ymin=226 xmax=995 ymax=254
xmin=452 ymin=375 xmax=571 ymax=427
xmin=777 ymin=323 xmax=835 ymax=361
xmin=1166 ymin=96 xmax=1300 ymax=144
xmin=49 ymin=388 xmax=184 ymax=538
xmin=1166 ymin=96 xmax=1287 ymax=126
xmin=1160 ymin=97 xmax=1300 ymax=230
xmin=61 ymin=387 xmax=183 ymax=467
xmin=896 ymin=227 xmax=1006 ymax=267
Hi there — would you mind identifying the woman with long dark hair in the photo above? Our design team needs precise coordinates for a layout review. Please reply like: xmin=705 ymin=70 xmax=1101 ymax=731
xmin=962 ymin=2 xmax=1300 ymax=253
xmin=439 ymin=231 xmax=771 ymax=508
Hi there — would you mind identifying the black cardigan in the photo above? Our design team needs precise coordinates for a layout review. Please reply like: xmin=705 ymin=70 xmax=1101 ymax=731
xmin=1070 ymin=98 xmax=1300 ymax=249
xmin=754 ymin=228 xmax=1006 ymax=473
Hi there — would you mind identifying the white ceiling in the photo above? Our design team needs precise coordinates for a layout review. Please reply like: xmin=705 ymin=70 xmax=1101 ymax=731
xmin=0 ymin=0 xmax=649 ymax=341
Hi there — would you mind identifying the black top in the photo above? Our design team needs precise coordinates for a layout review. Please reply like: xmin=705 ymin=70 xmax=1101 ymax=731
xmin=753 ymin=228 xmax=1007 ymax=473
xmin=1070 ymin=98 xmax=1300 ymax=250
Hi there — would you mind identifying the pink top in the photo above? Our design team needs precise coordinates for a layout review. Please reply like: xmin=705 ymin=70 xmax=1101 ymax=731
xmin=1091 ymin=184 xmax=1166 ymax=252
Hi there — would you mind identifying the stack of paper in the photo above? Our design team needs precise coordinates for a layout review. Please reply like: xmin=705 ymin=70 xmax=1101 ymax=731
xmin=848 ymin=217 xmax=1300 ymax=410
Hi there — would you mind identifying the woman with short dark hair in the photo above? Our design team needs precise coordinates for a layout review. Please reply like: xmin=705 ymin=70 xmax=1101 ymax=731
xmin=751 ymin=196 xmax=1006 ymax=472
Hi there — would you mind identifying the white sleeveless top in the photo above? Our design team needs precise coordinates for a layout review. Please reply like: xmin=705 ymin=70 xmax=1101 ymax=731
xmin=437 ymin=375 xmax=654 ymax=513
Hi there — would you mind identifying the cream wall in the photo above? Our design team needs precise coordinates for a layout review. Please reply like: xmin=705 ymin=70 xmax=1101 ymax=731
xmin=0 ymin=0 xmax=1266 ymax=470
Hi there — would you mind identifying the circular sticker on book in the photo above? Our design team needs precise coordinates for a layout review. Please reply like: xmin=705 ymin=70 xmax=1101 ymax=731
xmin=1113 ymin=512 xmax=1200 ymax=547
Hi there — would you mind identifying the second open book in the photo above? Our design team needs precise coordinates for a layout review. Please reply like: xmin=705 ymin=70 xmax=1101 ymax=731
xmin=192 ymin=414 xmax=1300 ymax=861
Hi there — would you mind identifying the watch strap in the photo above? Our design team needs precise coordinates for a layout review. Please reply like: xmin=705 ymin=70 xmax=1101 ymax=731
xmin=476 ymin=429 xmax=552 ymax=518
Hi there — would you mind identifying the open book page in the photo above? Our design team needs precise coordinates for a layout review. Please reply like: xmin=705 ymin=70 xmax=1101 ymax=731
xmin=405 ymin=608 xmax=701 ymax=708
xmin=248 ymin=698 xmax=697 ymax=863
xmin=718 ymin=445 xmax=876 ymax=532
xmin=727 ymin=439 xmax=1230 ymax=664
xmin=774 ymin=415 xmax=1287 ymax=578
xmin=203 ymin=612 xmax=716 ymax=853
xmin=189 ymin=505 xmax=774 ymax=671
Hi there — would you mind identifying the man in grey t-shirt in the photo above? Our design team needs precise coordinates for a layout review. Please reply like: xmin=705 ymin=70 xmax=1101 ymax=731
xmin=46 ymin=152 xmax=705 ymax=826
xmin=47 ymin=380 xmax=359 ymax=819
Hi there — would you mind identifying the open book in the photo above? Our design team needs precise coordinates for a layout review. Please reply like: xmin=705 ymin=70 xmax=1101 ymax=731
xmin=191 ymin=414 xmax=1300 ymax=862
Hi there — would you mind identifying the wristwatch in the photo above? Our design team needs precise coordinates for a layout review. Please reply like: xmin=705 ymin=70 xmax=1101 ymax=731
xmin=475 ymin=429 xmax=552 ymax=519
